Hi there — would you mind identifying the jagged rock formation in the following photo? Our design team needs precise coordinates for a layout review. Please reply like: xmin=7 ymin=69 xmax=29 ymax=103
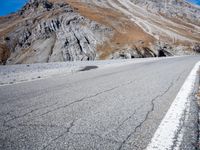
xmin=0 ymin=0 xmax=200 ymax=64
xmin=0 ymin=0 xmax=113 ymax=64
xmin=193 ymin=43 xmax=200 ymax=53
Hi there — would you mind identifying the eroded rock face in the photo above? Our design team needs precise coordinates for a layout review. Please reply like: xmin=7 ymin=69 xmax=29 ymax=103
xmin=0 ymin=0 xmax=200 ymax=64
xmin=193 ymin=44 xmax=200 ymax=53
xmin=153 ymin=42 xmax=174 ymax=57
xmin=19 ymin=0 xmax=54 ymax=16
xmin=112 ymin=47 xmax=157 ymax=59
xmin=1 ymin=0 xmax=112 ymax=64
xmin=129 ymin=0 xmax=200 ymax=25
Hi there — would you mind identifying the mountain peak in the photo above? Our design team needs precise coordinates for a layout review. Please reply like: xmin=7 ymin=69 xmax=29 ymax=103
xmin=0 ymin=0 xmax=199 ymax=64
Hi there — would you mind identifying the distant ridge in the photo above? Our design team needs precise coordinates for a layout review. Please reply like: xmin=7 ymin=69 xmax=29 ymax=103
xmin=0 ymin=0 xmax=199 ymax=64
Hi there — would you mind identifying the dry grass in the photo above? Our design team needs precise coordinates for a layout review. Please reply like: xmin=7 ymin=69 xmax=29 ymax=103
xmin=0 ymin=44 xmax=10 ymax=64
xmin=2 ymin=0 xmax=198 ymax=62
xmin=58 ymin=0 xmax=155 ymax=59
xmin=1 ymin=0 xmax=198 ymax=61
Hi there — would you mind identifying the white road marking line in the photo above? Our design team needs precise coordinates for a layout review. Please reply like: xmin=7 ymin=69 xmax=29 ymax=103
xmin=146 ymin=61 xmax=200 ymax=150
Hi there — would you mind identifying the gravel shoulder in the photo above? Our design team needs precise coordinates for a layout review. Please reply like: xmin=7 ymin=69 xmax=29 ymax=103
xmin=0 ymin=57 xmax=175 ymax=86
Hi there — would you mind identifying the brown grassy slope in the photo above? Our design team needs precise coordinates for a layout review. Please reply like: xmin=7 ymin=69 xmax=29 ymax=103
xmin=49 ymin=0 xmax=155 ymax=59
xmin=0 ymin=0 xmax=155 ymax=60
xmin=0 ymin=44 xmax=10 ymax=65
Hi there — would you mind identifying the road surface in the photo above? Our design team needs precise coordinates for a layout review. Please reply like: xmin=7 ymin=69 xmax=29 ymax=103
xmin=0 ymin=56 xmax=200 ymax=150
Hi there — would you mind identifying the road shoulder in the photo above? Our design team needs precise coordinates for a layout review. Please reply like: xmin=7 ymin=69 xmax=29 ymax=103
xmin=146 ymin=61 xmax=200 ymax=150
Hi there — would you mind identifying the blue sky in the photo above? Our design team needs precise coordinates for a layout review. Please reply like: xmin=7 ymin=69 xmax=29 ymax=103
xmin=0 ymin=0 xmax=199 ymax=16
xmin=0 ymin=0 xmax=28 ymax=16
xmin=187 ymin=0 xmax=200 ymax=5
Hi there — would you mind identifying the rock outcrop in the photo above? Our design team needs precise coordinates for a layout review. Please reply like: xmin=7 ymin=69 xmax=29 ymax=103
xmin=193 ymin=44 xmax=200 ymax=53
xmin=0 ymin=0 xmax=200 ymax=64
xmin=0 ymin=0 xmax=113 ymax=64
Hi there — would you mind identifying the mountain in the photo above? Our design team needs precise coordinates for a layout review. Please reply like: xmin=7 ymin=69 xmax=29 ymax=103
xmin=0 ymin=0 xmax=200 ymax=65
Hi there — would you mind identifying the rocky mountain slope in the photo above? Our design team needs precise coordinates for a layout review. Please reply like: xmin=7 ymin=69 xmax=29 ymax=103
xmin=0 ymin=0 xmax=200 ymax=64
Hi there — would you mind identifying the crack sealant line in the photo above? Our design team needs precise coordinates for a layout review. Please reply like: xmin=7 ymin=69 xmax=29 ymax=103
xmin=118 ymin=71 xmax=184 ymax=150
xmin=146 ymin=61 xmax=200 ymax=150
xmin=5 ymin=80 xmax=135 ymax=131
xmin=118 ymin=80 xmax=175 ymax=150
xmin=41 ymin=120 xmax=75 ymax=150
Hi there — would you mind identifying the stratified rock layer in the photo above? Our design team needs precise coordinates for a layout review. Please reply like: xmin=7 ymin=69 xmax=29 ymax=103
xmin=0 ymin=0 xmax=200 ymax=64
xmin=0 ymin=1 xmax=113 ymax=64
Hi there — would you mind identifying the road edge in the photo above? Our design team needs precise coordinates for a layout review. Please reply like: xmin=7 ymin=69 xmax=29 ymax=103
xmin=146 ymin=61 xmax=200 ymax=150
xmin=0 ymin=56 xmax=184 ymax=87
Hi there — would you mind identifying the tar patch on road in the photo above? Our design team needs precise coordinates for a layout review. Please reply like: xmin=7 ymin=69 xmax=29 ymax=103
xmin=79 ymin=66 xmax=98 ymax=71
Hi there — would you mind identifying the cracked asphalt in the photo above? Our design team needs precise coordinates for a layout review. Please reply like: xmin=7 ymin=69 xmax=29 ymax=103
xmin=0 ymin=56 xmax=200 ymax=150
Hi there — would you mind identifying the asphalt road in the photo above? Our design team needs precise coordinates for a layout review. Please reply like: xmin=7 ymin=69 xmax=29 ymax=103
xmin=0 ymin=56 xmax=200 ymax=150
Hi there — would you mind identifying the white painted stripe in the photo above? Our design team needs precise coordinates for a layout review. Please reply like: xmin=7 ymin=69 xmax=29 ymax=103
xmin=146 ymin=61 xmax=200 ymax=150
